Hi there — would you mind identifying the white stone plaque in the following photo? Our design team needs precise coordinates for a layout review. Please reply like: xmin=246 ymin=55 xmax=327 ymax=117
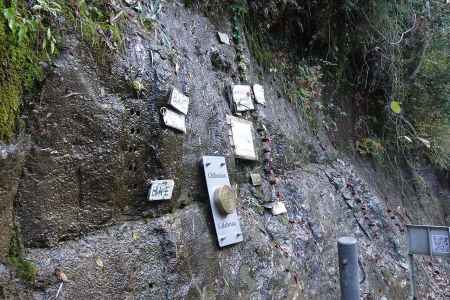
xmin=168 ymin=88 xmax=190 ymax=115
xmin=161 ymin=108 xmax=186 ymax=133
xmin=272 ymin=201 xmax=287 ymax=215
xmin=253 ymin=84 xmax=266 ymax=105
xmin=250 ymin=173 xmax=262 ymax=186
xmin=202 ymin=156 xmax=243 ymax=247
xmin=217 ymin=32 xmax=230 ymax=45
xmin=232 ymin=85 xmax=254 ymax=112
xmin=148 ymin=180 xmax=175 ymax=201
xmin=227 ymin=115 xmax=257 ymax=160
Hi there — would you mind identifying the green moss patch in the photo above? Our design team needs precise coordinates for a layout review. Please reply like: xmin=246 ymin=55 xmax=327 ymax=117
xmin=0 ymin=0 xmax=45 ymax=141
xmin=7 ymin=228 xmax=37 ymax=283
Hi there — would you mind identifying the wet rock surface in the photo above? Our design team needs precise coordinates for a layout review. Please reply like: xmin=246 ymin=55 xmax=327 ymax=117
xmin=0 ymin=140 xmax=28 ymax=260
xmin=1 ymin=1 xmax=449 ymax=299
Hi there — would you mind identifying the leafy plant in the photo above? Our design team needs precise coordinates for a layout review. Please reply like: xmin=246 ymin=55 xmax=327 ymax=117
xmin=356 ymin=138 xmax=384 ymax=159
xmin=285 ymin=64 xmax=324 ymax=133
xmin=0 ymin=0 xmax=137 ymax=141
xmin=32 ymin=0 xmax=62 ymax=18
xmin=3 ymin=4 xmax=38 ymax=45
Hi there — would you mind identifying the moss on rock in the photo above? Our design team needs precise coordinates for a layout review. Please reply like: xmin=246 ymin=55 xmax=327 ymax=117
xmin=0 ymin=0 xmax=43 ymax=142
xmin=7 ymin=228 xmax=37 ymax=283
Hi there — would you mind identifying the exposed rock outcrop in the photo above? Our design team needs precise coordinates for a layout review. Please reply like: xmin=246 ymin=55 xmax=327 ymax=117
xmin=0 ymin=1 xmax=449 ymax=299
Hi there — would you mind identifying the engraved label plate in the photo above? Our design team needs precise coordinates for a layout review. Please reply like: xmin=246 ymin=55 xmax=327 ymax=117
xmin=201 ymin=156 xmax=243 ymax=247
xmin=250 ymin=173 xmax=262 ymax=186
xmin=253 ymin=84 xmax=266 ymax=105
xmin=148 ymin=180 xmax=175 ymax=201
xmin=407 ymin=224 xmax=450 ymax=256
xmin=168 ymin=88 xmax=190 ymax=115
xmin=217 ymin=32 xmax=230 ymax=45
xmin=162 ymin=108 xmax=186 ymax=133
xmin=227 ymin=115 xmax=257 ymax=160
xmin=232 ymin=85 xmax=254 ymax=112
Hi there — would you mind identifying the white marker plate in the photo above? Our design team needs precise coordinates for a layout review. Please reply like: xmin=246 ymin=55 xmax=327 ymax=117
xmin=202 ymin=156 xmax=243 ymax=247
xmin=161 ymin=108 xmax=186 ymax=133
xmin=148 ymin=180 xmax=175 ymax=201
xmin=272 ymin=202 xmax=287 ymax=215
xmin=253 ymin=84 xmax=266 ymax=105
xmin=232 ymin=85 xmax=254 ymax=112
xmin=227 ymin=115 xmax=257 ymax=161
xmin=250 ymin=173 xmax=262 ymax=186
xmin=168 ymin=88 xmax=190 ymax=115
xmin=217 ymin=32 xmax=230 ymax=45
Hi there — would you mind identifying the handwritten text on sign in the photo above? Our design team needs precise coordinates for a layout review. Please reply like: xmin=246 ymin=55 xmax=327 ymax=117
xmin=432 ymin=234 xmax=450 ymax=254
xmin=148 ymin=180 xmax=175 ymax=201
xmin=232 ymin=85 xmax=254 ymax=112
xmin=169 ymin=88 xmax=190 ymax=115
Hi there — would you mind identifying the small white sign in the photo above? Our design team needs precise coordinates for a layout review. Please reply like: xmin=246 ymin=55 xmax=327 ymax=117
xmin=228 ymin=115 xmax=257 ymax=160
xmin=217 ymin=32 xmax=230 ymax=45
xmin=272 ymin=201 xmax=287 ymax=215
xmin=161 ymin=108 xmax=186 ymax=133
xmin=168 ymin=88 xmax=190 ymax=115
xmin=250 ymin=173 xmax=262 ymax=186
xmin=431 ymin=234 xmax=450 ymax=254
xmin=148 ymin=180 xmax=175 ymax=201
xmin=253 ymin=84 xmax=266 ymax=105
xmin=232 ymin=85 xmax=254 ymax=112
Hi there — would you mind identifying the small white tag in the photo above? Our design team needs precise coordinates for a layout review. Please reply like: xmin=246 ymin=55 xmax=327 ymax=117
xmin=232 ymin=85 xmax=254 ymax=112
xmin=253 ymin=84 xmax=266 ymax=105
xmin=227 ymin=115 xmax=257 ymax=160
xmin=250 ymin=173 xmax=262 ymax=186
xmin=272 ymin=202 xmax=287 ymax=215
xmin=168 ymin=88 xmax=190 ymax=115
xmin=217 ymin=32 xmax=230 ymax=45
xmin=162 ymin=108 xmax=186 ymax=133
xmin=148 ymin=180 xmax=175 ymax=201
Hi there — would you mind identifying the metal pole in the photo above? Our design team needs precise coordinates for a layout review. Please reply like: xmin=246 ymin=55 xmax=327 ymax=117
xmin=408 ymin=254 xmax=417 ymax=300
xmin=337 ymin=237 xmax=360 ymax=300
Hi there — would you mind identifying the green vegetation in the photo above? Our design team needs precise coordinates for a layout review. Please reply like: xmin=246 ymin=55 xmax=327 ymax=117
xmin=233 ymin=0 xmax=450 ymax=173
xmin=0 ymin=0 xmax=162 ymax=142
xmin=231 ymin=0 xmax=450 ymax=172
xmin=325 ymin=1 xmax=450 ymax=170
xmin=0 ymin=0 xmax=45 ymax=141
xmin=7 ymin=228 xmax=37 ymax=283
xmin=286 ymin=64 xmax=324 ymax=134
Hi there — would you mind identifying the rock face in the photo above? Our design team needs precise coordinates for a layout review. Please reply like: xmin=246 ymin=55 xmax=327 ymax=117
xmin=1 ymin=1 xmax=449 ymax=299
xmin=16 ymin=48 xmax=128 ymax=247
xmin=0 ymin=141 xmax=27 ymax=260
